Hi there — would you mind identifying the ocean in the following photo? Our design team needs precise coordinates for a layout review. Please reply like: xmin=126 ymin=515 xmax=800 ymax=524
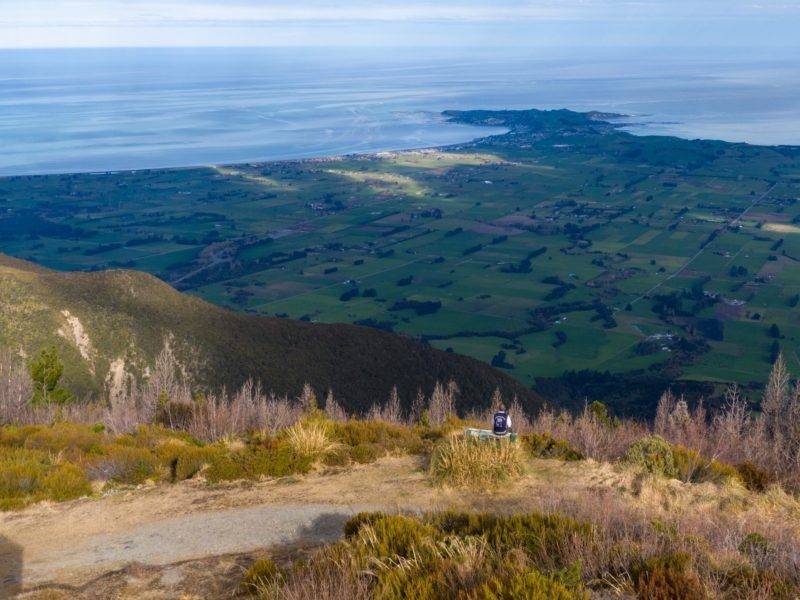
xmin=1 ymin=47 xmax=799 ymax=176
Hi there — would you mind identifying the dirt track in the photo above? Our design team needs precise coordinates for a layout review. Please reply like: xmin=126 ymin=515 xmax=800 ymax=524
xmin=0 ymin=457 xmax=437 ymax=597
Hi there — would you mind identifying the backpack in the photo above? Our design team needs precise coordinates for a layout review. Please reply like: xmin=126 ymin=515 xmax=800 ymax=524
xmin=493 ymin=411 xmax=508 ymax=435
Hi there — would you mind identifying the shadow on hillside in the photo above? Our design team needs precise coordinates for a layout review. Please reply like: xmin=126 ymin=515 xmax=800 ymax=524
xmin=0 ymin=535 xmax=23 ymax=597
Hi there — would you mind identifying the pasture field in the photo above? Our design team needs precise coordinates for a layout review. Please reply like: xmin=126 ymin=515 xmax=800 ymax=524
xmin=2 ymin=109 xmax=799 ymax=393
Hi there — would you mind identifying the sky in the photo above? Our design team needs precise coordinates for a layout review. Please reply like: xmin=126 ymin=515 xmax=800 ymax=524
xmin=2 ymin=0 xmax=800 ymax=50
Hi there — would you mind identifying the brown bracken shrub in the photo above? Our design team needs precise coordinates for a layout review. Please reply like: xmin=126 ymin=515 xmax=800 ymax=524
xmin=631 ymin=553 xmax=705 ymax=600
xmin=736 ymin=462 xmax=774 ymax=492
xmin=521 ymin=432 xmax=584 ymax=461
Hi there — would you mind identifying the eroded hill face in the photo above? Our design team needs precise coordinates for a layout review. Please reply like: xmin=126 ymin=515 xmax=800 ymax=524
xmin=0 ymin=254 xmax=541 ymax=413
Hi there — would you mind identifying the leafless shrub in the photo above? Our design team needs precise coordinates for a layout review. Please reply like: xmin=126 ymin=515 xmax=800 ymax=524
xmin=367 ymin=386 xmax=403 ymax=424
xmin=324 ymin=390 xmax=348 ymax=422
xmin=187 ymin=381 xmax=302 ymax=442
xmin=0 ymin=349 xmax=34 ymax=425
xmin=506 ymin=397 xmax=531 ymax=434
xmin=428 ymin=381 xmax=457 ymax=427
xmin=408 ymin=389 xmax=426 ymax=425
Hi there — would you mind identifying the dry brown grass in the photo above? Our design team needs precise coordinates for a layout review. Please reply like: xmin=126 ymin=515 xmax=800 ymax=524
xmin=284 ymin=419 xmax=341 ymax=462
xmin=428 ymin=435 xmax=524 ymax=489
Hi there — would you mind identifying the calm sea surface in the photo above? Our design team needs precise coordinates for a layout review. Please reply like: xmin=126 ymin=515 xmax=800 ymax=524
xmin=1 ymin=48 xmax=799 ymax=176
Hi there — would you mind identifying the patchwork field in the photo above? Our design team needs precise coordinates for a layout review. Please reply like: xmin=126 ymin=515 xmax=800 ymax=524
xmin=2 ymin=109 xmax=799 ymax=402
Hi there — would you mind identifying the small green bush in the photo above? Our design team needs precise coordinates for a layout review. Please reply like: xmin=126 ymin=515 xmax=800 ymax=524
xmin=354 ymin=514 xmax=441 ymax=560
xmin=721 ymin=563 xmax=798 ymax=599
xmin=624 ymin=436 xmax=677 ymax=479
xmin=427 ymin=510 xmax=593 ymax=568
xmin=155 ymin=441 xmax=217 ymax=481
xmin=344 ymin=511 xmax=390 ymax=537
xmin=521 ymin=432 xmax=584 ymax=461
xmin=331 ymin=419 xmax=425 ymax=455
xmin=738 ymin=532 xmax=771 ymax=559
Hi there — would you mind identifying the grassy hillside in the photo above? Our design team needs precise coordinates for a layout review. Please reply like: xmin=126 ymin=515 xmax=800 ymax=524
xmin=0 ymin=254 xmax=541 ymax=413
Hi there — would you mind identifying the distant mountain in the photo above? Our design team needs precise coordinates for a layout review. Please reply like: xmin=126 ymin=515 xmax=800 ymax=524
xmin=0 ymin=254 xmax=542 ymax=414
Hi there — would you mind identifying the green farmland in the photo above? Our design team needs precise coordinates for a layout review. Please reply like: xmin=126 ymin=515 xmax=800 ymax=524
xmin=2 ymin=109 xmax=799 ymax=405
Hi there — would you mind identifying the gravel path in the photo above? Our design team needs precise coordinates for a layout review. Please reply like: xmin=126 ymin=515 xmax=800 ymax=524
xmin=3 ymin=502 xmax=374 ymax=592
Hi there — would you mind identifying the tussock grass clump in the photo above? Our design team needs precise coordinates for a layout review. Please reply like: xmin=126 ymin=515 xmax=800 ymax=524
xmin=429 ymin=435 xmax=524 ymax=489
xmin=240 ymin=557 xmax=280 ymax=594
xmin=521 ymin=432 xmax=584 ymax=461
xmin=284 ymin=418 xmax=340 ymax=462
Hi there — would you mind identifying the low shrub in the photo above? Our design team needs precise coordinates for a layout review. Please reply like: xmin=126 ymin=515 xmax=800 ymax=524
xmin=738 ymin=532 xmax=772 ymax=560
xmin=204 ymin=443 xmax=312 ymax=482
xmin=672 ymin=445 xmax=738 ymax=485
xmin=349 ymin=443 xmax=383 ymax=464
xmin=331 ymin=419 xmax=425 ymax=456
xmin=426 ymin=510 xmax=593 ymax=569
xmin=20 ymin=422 xmax=105 ymax=458
xmin=631 ymin=552 xmax=704 ymax=600
xmin=521 ymin=432 xmax=584 ymax=461
xmin=155 ymin=441 xmax=218 ymax=481
xmin=0 ymin=447 xmax=91 ymax=509
xmin=624 ymin=436 xmax=677 ymax=479
xmin=354 ymin=514 xmax=441 ymax=560
xmin=736 ymin=461 xmax=774 ymax=492
xmin=720 ymin=563 xmax=799 ymax=599
xmin=481 ymin=569 xmax=587 ymax=600
xmin=87 ymin=444 xmax=159 ymax=485
xmin=428 ymin=435 xmax=524 ymax=489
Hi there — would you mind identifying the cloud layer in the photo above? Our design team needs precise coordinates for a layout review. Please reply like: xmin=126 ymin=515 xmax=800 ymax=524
xmin=3 ymin=1 xmax=799 ymax=48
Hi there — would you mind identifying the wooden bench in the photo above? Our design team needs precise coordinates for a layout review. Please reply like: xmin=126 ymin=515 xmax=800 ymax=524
xmin=464 ymin=427 xmax=518 ymax=442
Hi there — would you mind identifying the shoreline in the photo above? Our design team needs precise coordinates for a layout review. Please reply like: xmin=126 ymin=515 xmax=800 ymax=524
xmin=3 ymin=107 xmax=799 ymax=181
